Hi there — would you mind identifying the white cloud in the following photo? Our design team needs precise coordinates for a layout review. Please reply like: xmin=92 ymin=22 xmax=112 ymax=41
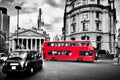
xmin=10 ymin=0 xmax=64 ymax=40
xmin=54 ymin=0 xmax=63 ymax=4
xmin=10 ymin=13 xmax=38 ymax=32
xmin=41 ymin=4 xmax=63 ymax=25
xmin=22 ymin=0 xmax=44 ymax=9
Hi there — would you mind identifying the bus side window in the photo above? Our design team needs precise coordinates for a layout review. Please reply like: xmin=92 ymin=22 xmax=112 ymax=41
xmin=48 ymin=42 xmax=51 ymax=46
xmin=75 ymin=43 xmax=78 ymax=46
xmin=67 ymin=43 xmax=70 ymax=46
xmin=56 ymin=43 xmax=60 ymax=46
xmin=51 ymin=43 xmax=54 ymax=46
xmin=56 ymin=43 xmax=59 ymax=46
xmin=71 ymin=43 xmax=76 ymax=46
xmin=81 ymin=42 xmax=85 ymax=46
xmin=48 ymin=51 xmax=52 ymax=55
xmin=66 ymin=51 xmax=71 ymax=56
xmin=78 ymin=43 xmax=81 ymax=46
xmin=65 ymin=43 xmax=67 ymax=46
xmin=86 ymin=43 xmax=90 ymax=46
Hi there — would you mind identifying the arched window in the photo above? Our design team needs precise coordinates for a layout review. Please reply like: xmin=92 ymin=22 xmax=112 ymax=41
xmin=71 ymin=37 xmax=75 ymax=40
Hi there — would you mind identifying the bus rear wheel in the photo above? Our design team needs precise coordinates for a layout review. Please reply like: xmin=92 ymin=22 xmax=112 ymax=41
xmin=77 ymin=58 xmax=82 ymax=62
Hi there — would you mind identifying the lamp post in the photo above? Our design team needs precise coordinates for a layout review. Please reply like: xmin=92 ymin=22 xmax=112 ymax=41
xmin=15 ymin=6 xmax=21 ymax=48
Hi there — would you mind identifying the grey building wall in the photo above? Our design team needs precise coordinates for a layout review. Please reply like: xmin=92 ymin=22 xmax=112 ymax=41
xmin=63 ymin=0 xmax=116 ymax=55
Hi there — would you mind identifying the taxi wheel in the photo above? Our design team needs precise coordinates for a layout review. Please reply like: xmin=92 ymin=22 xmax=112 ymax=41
xmin=40 ymin=65 xmax=43 ymax=69
xmin=6 ymin=73 xmax=11 ymax=77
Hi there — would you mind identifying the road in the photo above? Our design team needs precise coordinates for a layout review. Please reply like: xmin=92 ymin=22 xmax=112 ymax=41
xmin=0 ymin=60 xmax=120 ymax=80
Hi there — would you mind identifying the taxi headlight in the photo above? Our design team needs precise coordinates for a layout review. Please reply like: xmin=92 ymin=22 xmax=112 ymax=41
xmin=20 ymin=61 xmax=25 ymax=68
xmin=24 ymin=62 xmax=28 ymax=67
xmin=2 ymin=62 xmax=7 ymax=66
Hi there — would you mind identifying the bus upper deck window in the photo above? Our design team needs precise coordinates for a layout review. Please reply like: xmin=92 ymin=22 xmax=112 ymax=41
xmin=48 ymin=42 xmax=51 ymax=46
xmin=51 ymin=43 xmax=54 ymax=46
xmin=81 ymin=43 xmax=85 ymax=46
xmin=86 ymin=43 xmax=90 ymax=46
xmin=85 ymin=42 xmax=90 ymax=46
xmin=78 ymin=43 xmax=81 ymax=46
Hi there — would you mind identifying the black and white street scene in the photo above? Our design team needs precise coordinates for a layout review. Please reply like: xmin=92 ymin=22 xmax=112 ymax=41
xmin=0 ymin=0 xmax=120 ymax=80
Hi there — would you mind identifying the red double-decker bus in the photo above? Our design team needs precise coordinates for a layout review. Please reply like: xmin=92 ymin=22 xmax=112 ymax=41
xmin=43 ymin=40 xmax=95 ymax=62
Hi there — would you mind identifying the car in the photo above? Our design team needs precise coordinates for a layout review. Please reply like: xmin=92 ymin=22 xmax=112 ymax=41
xmin=2 ymin=50 xmax=43 ymax=76
xmin=0 ymin=53 xmax=8 ymax=63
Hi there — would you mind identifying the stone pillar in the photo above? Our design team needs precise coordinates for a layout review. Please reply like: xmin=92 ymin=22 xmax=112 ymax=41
xmin=31 ymin=39 xmax=33 ymax=50
xmin=26 ymin=39 xmax=28 ymax=50
xmin=21 ymin=39 xmax=23 ymax=44
xmin=18 ymin=39 xmax=19 ymax=46
xmin=21 ymin=38 xmax=24 ymax=49
xmin=35 ymin=39 xmax=37 ymax=51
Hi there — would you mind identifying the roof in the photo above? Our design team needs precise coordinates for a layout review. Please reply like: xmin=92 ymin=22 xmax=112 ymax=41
xmin=12 ymin=29 xmax=47 ymax=37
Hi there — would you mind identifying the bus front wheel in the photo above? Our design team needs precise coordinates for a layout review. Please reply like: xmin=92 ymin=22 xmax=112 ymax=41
xmin=51 ymin=57 xmax=56 ymax=61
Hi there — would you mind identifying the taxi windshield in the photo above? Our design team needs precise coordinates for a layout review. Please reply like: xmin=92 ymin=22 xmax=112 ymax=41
xmin=9 ymin=51 xmax=28 ymax=59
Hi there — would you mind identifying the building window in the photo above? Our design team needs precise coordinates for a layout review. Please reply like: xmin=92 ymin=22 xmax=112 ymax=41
xmin=72 ymin=15 xmax=76 ymax=22
xmin=71 ymin=23 xmax=76 ymax=33
xmin=71 ymin=37 xmax=75 ymax=40
xmin=96 ymin=11 xmax=99 ymax=18
xmin=76 ymin=0 xmax=81 ymax=5
xmin=97 ymin=0 xmax=100 ymax=4
xmin=83 ymin=23 xmax=88 ymax=31
xmin=96 ymin=22 xmax=101 ymax=31
xmin=96 ymin=36 xmax=101 ymax=50
xmin=82 ymin=13 xmax=88 ymax=19
xmin=83 ymin=0 xmax=88 ymax=5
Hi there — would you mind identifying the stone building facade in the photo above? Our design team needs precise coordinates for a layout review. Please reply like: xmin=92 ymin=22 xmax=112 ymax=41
xmin=9 ymin=28 xmax=50 ymax=53
xmin=63 ymin=0 xmax=116 ymax=55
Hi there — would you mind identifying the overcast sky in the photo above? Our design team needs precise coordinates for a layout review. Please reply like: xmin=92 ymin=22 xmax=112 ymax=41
xmin=0 ymin=0 xmax=120 ymax=39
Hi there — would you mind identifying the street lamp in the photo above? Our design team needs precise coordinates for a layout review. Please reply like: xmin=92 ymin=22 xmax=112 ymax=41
xmin=15 ymin=6 xmax=21 ymax=48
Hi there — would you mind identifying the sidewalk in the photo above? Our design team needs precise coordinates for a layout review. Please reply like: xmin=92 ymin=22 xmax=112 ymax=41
xmin=95 ymin=58 xmax=120 ymax=66
xmin=112 ymin=58 xmax=120 ymax=65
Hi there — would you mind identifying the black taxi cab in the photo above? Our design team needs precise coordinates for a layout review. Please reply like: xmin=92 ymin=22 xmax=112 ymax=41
xmin=2 ymin=50 xmax=43 ymax=76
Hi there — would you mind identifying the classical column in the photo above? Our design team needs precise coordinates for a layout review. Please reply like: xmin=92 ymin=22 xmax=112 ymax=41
xmin=21 ymin=39 xmax=23 ymax=44
xmin=18 ymin=39 xmax=20 ymax=46
xmin=26 ymin=39 xmax=28 ymax=50
xmin=35 ymin=39 xmax=37 ymax=51
xmin=31 ymin=39 xmax=33 ymax=50
xmin=21 ymin=38 xmax=24 ymax=49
